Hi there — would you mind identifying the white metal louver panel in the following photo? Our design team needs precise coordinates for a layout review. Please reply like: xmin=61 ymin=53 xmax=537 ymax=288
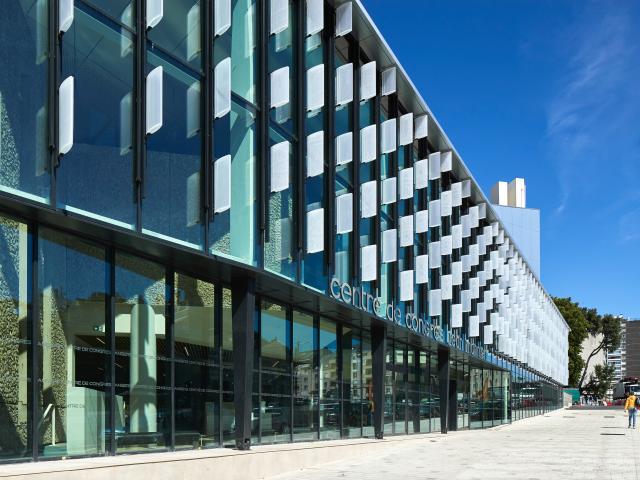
xmin=400 ymin=270 xmax=414 ymax=302
xmin=360 ymin=61 xmax=376 ymax=101
xmin=270 ymin=66 xmax=290 ymax=108
xmin=415 ymin=114 xmax=428 ymax=139
xmin=360 ymin=180 xmax=377 ymax=218
xmin=441 ymin=274 xmax=452 ymax=300
xmin=187 ymin=171 xmax=200 ymax=227
xmin=483 ymin=324 xmax=494 ymax=345
xmin=214 ymin=57 xmax=231 ymax=118
xmin=270 ymin=0 xmax=288 ymax=35
xmin=306 ymin=130 xmax=324 ymax=177
xmin=187 ymin=4 xmax=201 ymax=62
xmin=335 ymin=2 xmax=352 ymax=37
xmin=428 ymin=200 xmax=441 ymax=227
xmin=381 ymin=67 xmax=396 ymax=96
xmin=462 ymin=179 xmax=471 ymax=198
xmin=452 ymin=261 xmax=462 ymax=285
xmin=382 ymin=229 xmax=397 ymax=263
xmin=469 ymin=316 xmax=479 ymax=337
xmin=380 ymin=118 xmax=397 ymax=154
xmin=361 ymin=244 xmax=377 ymax=282
xmin=214 ymin=0 xmax=231 ymax=36
xmin=59 ymin=0 xmax=74 ymax=33
xmin=440 ymin=151 xmax=452 ymax=173
xmin=399 ymin=113 xmax=413 ymax=146
xmin=452 ymin=224 xmax=462 ymax=249
xmin=146 ymin=0 xmax=164 ymax=29
xmin=213 ymin=154 xmax=231 ymax=213
xmin=186 ymin=81 xmax=200 ymax=138
xmin=451 ymin=182 xmax=462 ymax=207
xmin=440 ymin=190 xmax=452 ymax=216
xmin=428 ymin=241 xmax=441 ymax=268
xmin=335 ymin=63 xmax=353 ymax=106
xmin=336 ymin=193 xmax=353 ymax=234
xmin=58 ymin=76 xmax=74 ymax=155
xmin=416 ymin=254 xmax=428 ymax=284
xmin=399 ymin=215 xmax=413 ymax=247
xmin=414 ymin=159 xmax=428 ymax=190
xmin=399 ymin=167 xmax=413 ymax=200
xmin=461 ymin=289 xmax=471 ymax=312
xmin=335 ymin=132 xmax=353 ymax=165
xmin=428 ymin=152 xmax=441 ymax=180
xmin=360 ymin=125 xmax=377 ymax=163
xmin=306 ymin=0 xmax=324 ymax=36
xmin=429 ymin=289 xmax=442 ymax=317
xmin=146 ymin=67 xmax=163 ymax=135
xmin=306 ymin=64 xmax=324 ymax=111
xmin=306 ymin=208 xmax=324 ymax=253
xmin=415 ymin=209 xmax=428 ymax=233
xmin=270 ymin=141 xmax=290 ymax=192
xmin=451 ymin=304 xmax=463 ymax=328
xmin=440 ymin=235 xmax=452 ymax=256
xmin=381 ymin=177 xmax=397 ymax=205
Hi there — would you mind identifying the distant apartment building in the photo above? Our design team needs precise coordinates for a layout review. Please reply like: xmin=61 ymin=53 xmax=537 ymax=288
xmin=607 ymin=318 xmax=627 ymax=382
xmin=624 ymin=320 xmax=640 ymax=377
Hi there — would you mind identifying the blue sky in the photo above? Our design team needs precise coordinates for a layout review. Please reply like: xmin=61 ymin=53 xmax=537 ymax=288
xmin=363 ymin=0 xmax=640 ymax=319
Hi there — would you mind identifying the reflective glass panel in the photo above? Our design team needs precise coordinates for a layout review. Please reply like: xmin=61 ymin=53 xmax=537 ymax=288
xmin=292 ymin=310 xmax=316 ymax=441
xmin=319 ymin=318 xmax=338 ymax=439
xmin=148 ymin=0 xmax=201 ymax=70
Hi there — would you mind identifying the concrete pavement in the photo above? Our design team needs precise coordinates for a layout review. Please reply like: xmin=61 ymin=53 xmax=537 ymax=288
xmin=266 ymin=408 xmax=640 ymax=480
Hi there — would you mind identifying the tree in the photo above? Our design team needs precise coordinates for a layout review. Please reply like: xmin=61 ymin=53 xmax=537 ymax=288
xmin=584 ymin=364 xmax=616 ymax=400
xmin=553 ymin=297 xmax=589 ymax=387
xmin=577 ymin=313 xmax=621 ymax=389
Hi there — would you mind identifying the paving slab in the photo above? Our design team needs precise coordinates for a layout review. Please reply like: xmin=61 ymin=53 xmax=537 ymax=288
xmin=266 ymin=408 xmax=640 ymax=480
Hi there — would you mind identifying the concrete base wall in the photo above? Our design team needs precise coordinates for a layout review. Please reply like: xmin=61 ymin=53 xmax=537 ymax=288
xmin=0 ymin=434 xmax=440 ymax=480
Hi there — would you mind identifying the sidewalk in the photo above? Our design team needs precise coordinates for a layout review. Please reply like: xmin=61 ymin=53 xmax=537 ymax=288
xmin=266 ymin=408 xmax=640 ymax=480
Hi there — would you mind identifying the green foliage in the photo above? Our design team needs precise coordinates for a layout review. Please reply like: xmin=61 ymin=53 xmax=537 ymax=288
xmin=553 ymin=297 xmax=588 ymax=387
xmin=584 ymin=363 xmax=616 ymax=399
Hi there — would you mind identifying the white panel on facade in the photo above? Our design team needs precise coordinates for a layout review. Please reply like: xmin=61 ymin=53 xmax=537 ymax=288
xmin=306 ymin=208 xmax=324 ymax=253
xmin=462 ymin=179 xmax=471 ymax=198
xmin=382 ymin=229 xmax=397 ymax=263
xmin=415 ymin=209 xmax=428 ymax=233
xmin=335 ymin=63 xmax=353 ymax=106
xmin=214 ymin=57 xmax=231 ymax=118
xmin=306 ymin=130 xmax=324 ymax=177
xmin=428 ymin=152 xmax=441 ymax=180
xmin=306 ymin=64 xmax=324 ymax=111
xmin=451 ymin=182 xmax=462 ymax=207
xmin=270 ymin=66 xmax=290 ymax=108
xmin=399 ymin=215 xmax=413 ymax=247
xmin=361 ymin=180 xmax=377 ymax=218
xmin=58 ymin=76 xmax=74 ymax=155
xmin=336 ymin=193 xmax=353 ymax=234
xmin=59 ymin=0 xmax=74 ymax=33
xmin=187 ymin=4 xmax=201 ymax=62
xmin=381 ymin=177 xmax=396 ymax=205
xmin=400 ymin=270 xmax=414 ymax=302
xmin=478 ymin=305 xmax=486 ymax=323
xmin=416 ymin=254 xmax=429 ymax=284
xmin=361 ymin=244 xmax=377 ymax=282
xmin=186 ymin=171 xmax=200 ymax=227
xmin=213 ymin=154 xmax=231 ymax=213
xmin=440 ymin=151 xmax=452 ymax=173
xmin=469 ymin=205 xmax=479 ymax=228
xmin=270 ymin=0 xmax=288 ymax=35
xmin=441 ymin=274 xmax=452 ymax=300
xmin=399 ymin=167 xmax=413 ymax=200
xmin=335 ymin=132 xmax=353 ymax=165
xmin=360 ymin=61 xmax=376 ymax=101
xmin=478 ymin=202 xmax=487 ymax=220
xmin=119 ymin=93 xmax=132 ymax=155
xmin=214 ymin=0 xmax=231 ymax=36
xmin=186 ymin=81 xmax=200 ymax=138
xmin=415 ymin=114 xmax=428 ymax=139
xmin=452 ymin=224 xmax=462 ymax=249
xmin=380 ymin=118 xmax=397 ymax=154
xmin=428 ymin=200 xmax=441 ymax=227
xmin=441 ymin=190 xmax=452 ymax=217
xmin=483 ymin=324 xmax=494 ymax=345
xmin=381 ymin=67 xmax=396 ymax=96
xmin=399 ymin=113 xmax=414 ymax=146
xmin=306 ymin=0 xmax=324 ymax=36
xmin=469 ymin=316 xmax=480 ymax=337
xmin=440 ymin=235 xmax=452 ymax=256
xmin=429 ymin=289 xmax=442 ymax=317
xmin=414 ymin=159 xmax=428 ymax=189
xmin=452 ymin=261 xmax=462 ymax=285
xmin=146 ymin=67 xmax=163 ymax=135
xmin=461 ymin=254 xmax=471 ymax=273
xmin=146 ymin=0 xmax=163 ymax=29
xmin=428 ymin=241 xmax=441 ymax=268
xmin=461 ymin=214 xmax=471 ymax=238
xmin=270 ymin=141 xmax=290 ymax=192
xmin=360 ymin=124 xmax=377 ymax=163
xmin=335 ymin=2 xmax=352 ymax=37
xmin=451 ymin=304 xmax=463 ymax=328
xmin=462 ymin=289 xmax=471 ymax=312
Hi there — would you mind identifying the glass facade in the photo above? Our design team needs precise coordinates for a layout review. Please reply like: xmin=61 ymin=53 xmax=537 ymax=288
xmin=0 ymin=0 xmax=568 ymax=465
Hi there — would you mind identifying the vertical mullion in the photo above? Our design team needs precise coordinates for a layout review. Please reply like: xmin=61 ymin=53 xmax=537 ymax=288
xmin=258 ymin=0 xmax=268 ymax=241
xmin=336 ymin=323 xmax=343 ymax=437
xmin=296 ymin=0 xmax=306 ymax=260
xmin=288 ymin=306 xmax=294 ymax=443
xmin=325 ymin=6 xmax=335 ymax=271
xmin=390 ymin=94 xmax=398 ymax=306
xmin=30 ymin=222 xmax=39 ymax=461
xmin=167 ymin=268 xmax=175 ymax=450
xmin=215 ymin=286 xmax=223 ymax=446
xmin=374 ymin=76 xmax=381 ymax=291
xmin=107 ymin=247 xmax=116 ymax=455
xmin=350 ymin=39 xmax=360 ymax=285
xmin=49 ymin=0 xmax=59 ymax=200
xmin=134 ymin=0 xmax=147 ymax=232
xmin=314 ymin=314 xmax=320 ymax=439
xmin=202 ymin=0 xmax=212 ymax=250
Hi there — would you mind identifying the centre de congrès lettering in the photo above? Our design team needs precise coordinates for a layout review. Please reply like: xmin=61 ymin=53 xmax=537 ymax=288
xmin=329 ymin=278 xmax=488 ymax=359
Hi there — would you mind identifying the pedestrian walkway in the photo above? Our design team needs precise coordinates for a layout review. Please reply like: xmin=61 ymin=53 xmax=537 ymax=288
xmin=266 ymin=408 xmax=640 ymax=480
